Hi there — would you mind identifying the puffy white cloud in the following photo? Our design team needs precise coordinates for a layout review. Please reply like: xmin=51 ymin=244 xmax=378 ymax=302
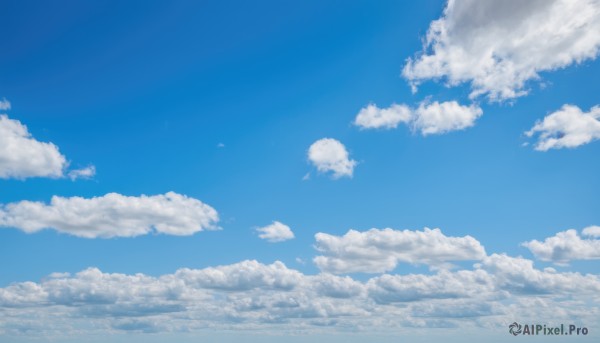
xmin=307 ymin=138 xmax=356 ymax=179
xmin=256 ymin=221 xmax=295 ymax=242
xmin=0 ymin=114 xmax=67 ymax=179
xmin=354 ymin=101 xmax=482 ymax=135
xmin=526 ymin=104 xmax=600 ymax=150
xmin=174 ymin=260 xmax=302 ymax=291
xmin=413 ymin=101 xmax=482 ymax=135
xmin=353 ymin=103 xmax=412 ymax=130
xmin=403 ymin=0 xmax=600 ymax=101
xmin=313 ymin=228 xmax=486 ymax=274
xmin=1 ymin=256 xmax=600 ymax=336
xmin=0 ymin=111 xmax=95 ymax=180
xmin=522 ymin=228 xmax=600 ymax=264
xmin=480 ymin=253 xmax=600 ymax=294
xmin=0 ymin=192 xmax=219 ymax=238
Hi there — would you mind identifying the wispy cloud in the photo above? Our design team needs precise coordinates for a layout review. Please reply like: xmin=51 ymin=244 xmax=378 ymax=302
xmin=0 ymin=98 xmax=10 ymax=110
xmin=67 ymin=165 xmax=96 ymax=180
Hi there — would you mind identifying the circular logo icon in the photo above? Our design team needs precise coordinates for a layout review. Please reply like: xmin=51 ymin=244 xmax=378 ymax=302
xmin=509 ymin=322 xmax=522 ymax=336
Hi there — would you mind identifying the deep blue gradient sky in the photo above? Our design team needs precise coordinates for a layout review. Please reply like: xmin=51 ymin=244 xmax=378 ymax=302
xmin=1 ymin=0 xmax=600 ymax=283
xmin=1 ymin=1 xmax=600 ymax=341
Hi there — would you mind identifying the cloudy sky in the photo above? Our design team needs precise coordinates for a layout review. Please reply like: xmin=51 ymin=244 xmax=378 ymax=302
xmin=1 ymin=0 xmax=600 ymax=342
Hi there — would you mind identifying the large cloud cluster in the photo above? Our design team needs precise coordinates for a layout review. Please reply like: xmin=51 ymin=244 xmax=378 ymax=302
xmin=1 ymin=255 xmax=599 ymax=336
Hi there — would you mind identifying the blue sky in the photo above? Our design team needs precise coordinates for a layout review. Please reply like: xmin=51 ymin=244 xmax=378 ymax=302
xmin=1 ymin=0 xmax=600 ymax=341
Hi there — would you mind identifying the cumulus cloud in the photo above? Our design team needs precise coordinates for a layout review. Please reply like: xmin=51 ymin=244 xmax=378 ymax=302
xmin=354 ymin=101 xmax=482 ymax=135
xmin=1 ymin=256 xmax=599 ymax=336
xmin=413 ymin=101 xmax=482 ymax=135
xmin=522 ymin=228 xmax=600 ymax=264
xmin=526 ymin=104 xmax=600 ymax=150
xmin=367 ymin=269 xmax=494 ymax=304
xmin=403 ymin=0 xmax=600 ymax=101
xmin=0 ymin=261 xmax=370 ymax=334
xmin=0 ymin=192 xmax=219 ymax=238
xmin=307 ymin=138 xmax=356 ymax=179
xmin=353 ymin=103 xmax=412 ymax=129
xmin=175 ymin=260 xmax=302 ymax=291
xmin=0 ymin=112 xmax=96 ymax=180
xmin=480 ymin=253 xmax=600 ymax=294
xmin=0 ymin=114 xmax=67 ymax=179
xmin=313 ymin=228 xmax=486 ymax=274
xmin=256 ymin=221 xmax=295 ymax=242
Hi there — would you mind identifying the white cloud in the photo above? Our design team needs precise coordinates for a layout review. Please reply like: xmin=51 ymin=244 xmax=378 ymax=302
xmin=0 ymin=192 xmax=219 ymax=238
xmin=526 ymin=104 xmax=600 ymax=150
xmin=522 ymin=228 xmax=600 ymax=264
xmin=0 ymin=261 xmax=370 ymax=334
xmin=0 ymin=98 xmax=10 ymax=110
xmin=354 ymin=101 xmax=482 ymax=135
xmin=0 ymin=114 xmax=67 ymax=179
xmin=1 ymin=256 xmax=600 ymax=336
xmin=256 ymin=221 xmax=295 ymax=243
xmin=583 ymin=225 xmax=600 ymax=237
xmin=367 ymin=269 xmax=494 ymax=304
xmin=403 ymin=0 xmax=600 ymax=101
xmin=308 ymin=138 xmax=356 ymax=179
xmin=313 ymin=228 xmax=486 ymax=274
xmin=480 ymin=253 xmax=600 ymax=294
xmin=175 ymin=260 xmax=302 ymax=291
xmin=353 ymin=103 xmax=412 ymax=129
xmin=0 ymin=112 xmax=95 ymax=180
xmin=67 ymin=165 xmax=96 ymax=180
xmin=413 ymin=101 xmax=482 ymax=135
